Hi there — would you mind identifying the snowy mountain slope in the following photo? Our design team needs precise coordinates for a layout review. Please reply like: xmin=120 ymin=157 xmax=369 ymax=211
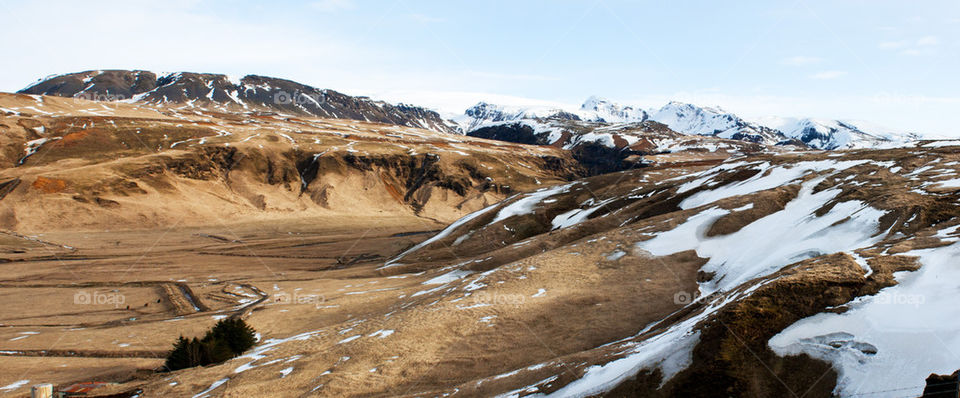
xmin=769 ymin=238 xmax=960 ymax=397
xmin=650 ymin=101 xmax=790 ymax=146
xmin=457 ymin=97 xmax=920 ymax=150
xmin=454 ymin=96 xmax=648 ymax=134
xmin=466 ymin=118 xmax=770 ymax=175
xmin=456 ymin=102 xmax=579 ymax=132
xmin=753 ymin=116 xmax=922 ymax=150
xmin=368 ymin=147 xmax=960 ymax=397
xmin=579 ymin=96 xmax=649 ymax=124
xmin=459 ymin=97 xmax=783 ymax=172
xmin=19 ymin=70 xmax=458 ymax=134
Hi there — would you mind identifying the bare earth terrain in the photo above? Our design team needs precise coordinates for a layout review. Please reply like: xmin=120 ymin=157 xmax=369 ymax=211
xmin=0 ymin=216 xmax=444 ymax=393
xmin=5 ymin=89 xmax=960 ymax=397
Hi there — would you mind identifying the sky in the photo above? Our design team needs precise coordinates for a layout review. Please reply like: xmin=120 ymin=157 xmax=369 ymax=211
xmin=0 ymin=0 xmax=958 ymax=135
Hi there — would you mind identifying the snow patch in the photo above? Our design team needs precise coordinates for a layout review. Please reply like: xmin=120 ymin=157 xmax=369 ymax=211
xmin=423 ymin=270 xmax=474 ymax=285
xmin=192 ymin=378 xmax=228 ymax=398
xmin=0 ymin=380 xmax=29 ymax=392
xmin=680 ymin=160 xmax=869 ymax=210
xmin=770 ymin=242 xmax=960 ymax=397
xmin=639 ymin=178 xmax=885 ymax=295
xmin=493 ymin=183 xmax=574 ymax=225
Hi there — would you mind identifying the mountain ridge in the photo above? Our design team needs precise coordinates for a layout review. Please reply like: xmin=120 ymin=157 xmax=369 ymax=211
xmin=19 ymin=69 xmax=459 ymax=134
xmin=19 ymin=71 xmax=921 ymax=151
xmin=456 ymin=97 xmax=921 ymax=150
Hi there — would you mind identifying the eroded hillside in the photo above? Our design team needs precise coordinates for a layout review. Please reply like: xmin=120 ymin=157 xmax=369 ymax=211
xmin=2 ymin=89 xmax=958 ymax=398
xmin=0 ymin=93 xmax=583 ymax=231
xmin=23 ymin=144 xmax=953 ymax=398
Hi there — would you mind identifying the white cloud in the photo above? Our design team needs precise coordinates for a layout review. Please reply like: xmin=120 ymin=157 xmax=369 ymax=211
xmin=901 ymin=48 xmax=936 ymax=56
xmin=917 ymin=35 xmax=940 ymax=46
xmin=781 ymin=56 xmax=822 ymax=66
xmin=879 ymin=35 xmax=940 ymax=56
xmin=810 ymin=70 xmax=846 ymax=80
xmin=903 ymin=36 xmax=939 ymax=55
xmin=408 ymin=13 xmax=445 ymax=23
xmin=879 ymin=40 xmax=909 ymax=49
xmin=310 ymin=0 xmax=354 ymax=12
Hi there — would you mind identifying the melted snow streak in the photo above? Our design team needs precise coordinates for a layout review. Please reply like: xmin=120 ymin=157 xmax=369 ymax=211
xmin=380 ymin=201 xmax=502 ymax=269
xmin=769 ymin=240 xmax=960 ymax=398
xmin=550 ymin=197 xmax=614 ymax=230
xmin=423 ymin=270 xmax=473 ymax=285
xmin=491 ymin=183 xmax=574 ymax=225
xmin=192 ymin=378 xmax=228 ymax=398
xmin=532 ymin=284 xmax=766 ymax=398
xmin=233 ymin=330 xmax=321 ymax=374
xmin=0 ymin=380 xmax=29 ymax=392
xmin=382 ymin=183 xmax=574 ymax=268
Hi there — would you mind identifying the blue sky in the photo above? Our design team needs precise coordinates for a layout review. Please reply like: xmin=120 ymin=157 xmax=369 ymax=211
xmin=1 ymin=0 xmax=958 ymax=135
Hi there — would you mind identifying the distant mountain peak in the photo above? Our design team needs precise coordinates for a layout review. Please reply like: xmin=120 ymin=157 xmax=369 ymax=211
xmin=580 ymin=95 xmax=609 ymax=110
xmin=457 ymin=97 xmax=919 ymax=149
xmin=579 ymin=96 xmax=648 ymax=124
xmin=754 ymin=116 xmax=920 ymax=150
xmin=19 ymin=70 xmax=457 ymax=134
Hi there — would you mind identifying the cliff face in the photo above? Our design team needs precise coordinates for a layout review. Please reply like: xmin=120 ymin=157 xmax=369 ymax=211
xmin=0 ymin=92 xmax=581 ymax=231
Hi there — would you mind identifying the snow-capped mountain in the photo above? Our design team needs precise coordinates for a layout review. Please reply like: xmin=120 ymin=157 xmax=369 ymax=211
xmin=753 ymin=116 xmax=921 ymax=150
xmin=457 ymin=102 xmax=580 ymax=132
xmin=458 ymin=98 xmax=791 ymax=147
xmin=654 ymin=102 xmax=921 ymax=149
xmin=19 ymin=70 xmax=458 ymax=134
xmin=457 ymin=97 xmax=920 ymax=150
xmin=650 ymin=101 xmax=790 ymax=145
xmin=579 ymin=96 xmax=649 ymax=124
xmin=455 ymin=96 xmax=649 ymax=133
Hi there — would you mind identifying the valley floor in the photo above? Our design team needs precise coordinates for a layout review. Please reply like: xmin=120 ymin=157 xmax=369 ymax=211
xmin=0 ymin=215 xmax=445 ymax=395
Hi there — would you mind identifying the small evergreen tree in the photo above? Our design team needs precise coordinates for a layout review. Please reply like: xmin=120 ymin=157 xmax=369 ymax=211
xmin=164 ymin=336 xmax=193 ymax=371
xmin=206 ymin=318 xmax=257 ymax=355
xmin=163 ymin=318 xmax=257 ymax=372
xmin=200 ymin=335 xmax=234 ymax=364
xmin=188 ymin=337 xmax=207 ymax=367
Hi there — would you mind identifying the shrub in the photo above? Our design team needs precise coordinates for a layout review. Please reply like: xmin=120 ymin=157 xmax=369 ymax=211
xmin=164 ymin=318 xmax=257 ymax=371
xmin=164 ymin=336 xmax=195 ymax=371
xmin=206 ymin=318 xmax=257 ymax=355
